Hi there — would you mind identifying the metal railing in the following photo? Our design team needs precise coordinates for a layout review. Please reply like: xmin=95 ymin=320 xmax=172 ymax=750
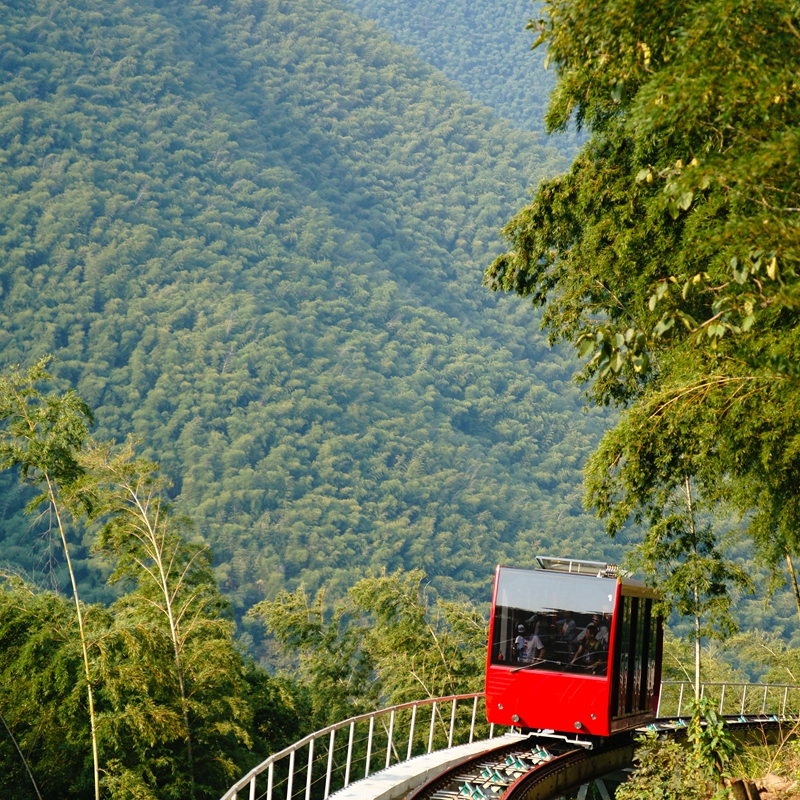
xmin=223 ymin=682 xmax=800 ymax=800
xmin=221 ymin=693 xmax=500 ymax=800
xmin=657 ymin=681 xmax=800 ymax=719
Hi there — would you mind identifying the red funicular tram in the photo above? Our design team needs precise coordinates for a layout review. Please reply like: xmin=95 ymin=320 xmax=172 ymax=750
xmin=485 ymin=557 xmax=663 ymax=737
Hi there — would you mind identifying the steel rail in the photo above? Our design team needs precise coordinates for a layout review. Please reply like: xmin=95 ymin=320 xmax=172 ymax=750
xmin=501 ymin=737 xmax=636 ymax=800
xmin=404 ymin=734 xmax=579 ymax=800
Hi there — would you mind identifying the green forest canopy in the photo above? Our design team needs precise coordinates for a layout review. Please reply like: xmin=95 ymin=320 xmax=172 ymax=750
xmin=1 ymin=0 xmax=796 ymax=645
xmin=0 ymin=0 xmax=615 ymax=625
xmin=341 ymin=0 xmax=583 ymax=154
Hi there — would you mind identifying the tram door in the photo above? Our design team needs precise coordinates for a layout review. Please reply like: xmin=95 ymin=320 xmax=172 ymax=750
xmin=611 ymin=594 xmax=662 ymax=720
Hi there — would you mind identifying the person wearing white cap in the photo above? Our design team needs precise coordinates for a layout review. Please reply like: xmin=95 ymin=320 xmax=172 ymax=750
xmin=514 ymin=624 xmax=527 ymax=661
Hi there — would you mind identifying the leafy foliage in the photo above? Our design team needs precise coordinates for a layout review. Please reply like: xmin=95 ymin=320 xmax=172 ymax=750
xmin=687 ymin=697 xmax=737 ymax=784
xmin=349 ymin=569 xmax=486 ymax=702
xmin=251 ymin=584 xmax=378 ymax=725
xmin=616 ymin=730 xmax=705 ymax=800
xmin=0 ymin=357 xmax=102 ymax=798
xmin=661 ymin=634 xmax=744 ymax=683
xmin=0 ymin=575 xmax=99 ymax=799
xmin=253 ymin=569 xmax=486 ymax=724
xmin=86 ymin=439 xmax=252 ymax=799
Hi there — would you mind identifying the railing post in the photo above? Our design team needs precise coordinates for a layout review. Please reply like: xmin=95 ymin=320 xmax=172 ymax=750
xmin=677 ymin=683 xmax=685 ymax=717
xmin=305 ymin=739 xmax=314 ymax=800
xmin=250 ymin=775 xmax=257 ymax=800
xmin=385 ymin=709 xmax=395 ymax=769
xmin=719 ymin=684 xmax=726 ymax=715
xmin=407 ymin=704 xmax=417 ymax=761
xmin=762 ymin=685 xmax=768 ymax=715
xmin=469 ymin=696 xmax=478 ymax=743
xmin=656 ymin=683 xmax=662 ymax=718
xmin=740 ymin=684 xmax=747 ymax=716
xmin=448 ymin=698 xmax=457 ymax=749
xmin=267 ymin=762 xmax=275 ymax=800
xmin=287 ymin=750 xmax=295 ymax=800
xmin=428 ymin=702 xmax=437 ymax=754
xmin=344 ymin=722 xmax=355 ymax=788
xmin=324 ymin=729 xmax=335 ymax=800
xmin=783 ymin=686 xmax=789 ymax=717
xmin=365 ymin=716 xmax=375 ymax=778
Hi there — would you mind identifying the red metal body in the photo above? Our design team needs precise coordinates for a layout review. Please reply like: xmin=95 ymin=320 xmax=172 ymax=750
xmin=485 ymin=562 xmax=662 ymax=737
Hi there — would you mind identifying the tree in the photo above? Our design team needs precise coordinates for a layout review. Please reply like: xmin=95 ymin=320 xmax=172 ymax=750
xmin=0 ymin=362 xmax=313 ymax=798
xmin=0 ymin=572 xmax=107 ymax=800
xmin=85 ymin=438 xmax=251 ymax=799
xmin=0 ymin=0 xmax=602 ymax=624
xmin=251 ymin=585 xmax=379 ymax=727
xmin=0 ymin=358 xmax=101 ymax=800
xmin=349 ymin=570 xmax=486 ymax=703
xmin=252 ymin=569 xmax=486 ymax=720
xmin=484 ymin=0 xmax=800 ymax=629
xmin=585 ymin=397 xmax=753 ymax=696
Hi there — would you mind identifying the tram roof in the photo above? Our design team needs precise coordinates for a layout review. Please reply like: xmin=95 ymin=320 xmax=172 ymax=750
xmin=534 ymin=555 xmax=622 ymax=578
xmin=529 ymin=556 xmax=653 ymax=593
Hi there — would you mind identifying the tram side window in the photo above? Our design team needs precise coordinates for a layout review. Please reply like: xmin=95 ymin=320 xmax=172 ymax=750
xmin=490 ymin=568 xmax=614 ymax=676
xmin=613 ymin=595 xmax=661 ymax=719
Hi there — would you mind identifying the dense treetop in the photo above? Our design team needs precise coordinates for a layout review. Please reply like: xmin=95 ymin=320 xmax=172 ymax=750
xmin=341 ymin=0 xmax=582 ymax=154
xmin=0 ymin=0 xmax=617 ymax=621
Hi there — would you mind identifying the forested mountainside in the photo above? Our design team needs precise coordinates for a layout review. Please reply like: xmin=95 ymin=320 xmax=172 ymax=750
xmin=0 ymin=0 xmax=616 ymax=619
xmin=341 ymin=0 xmax=583 ymax=153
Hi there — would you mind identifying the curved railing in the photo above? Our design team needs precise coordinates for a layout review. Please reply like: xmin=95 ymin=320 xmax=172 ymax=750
xmin=222 ymin=681 xmax=800 ymax=800
xmin=221 ymin=693 xmax=500 ymax=800
xmin=658 ymin=680 xmax=800 ymax=718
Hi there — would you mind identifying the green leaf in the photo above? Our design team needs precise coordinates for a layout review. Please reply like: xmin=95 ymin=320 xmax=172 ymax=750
xmin=578 ymin=338 xmax=595 ymax=358
xmin=654 ymin=316 xmax=675 ymax=336
xmin=732 ymin=262 xmax=749 ymax=284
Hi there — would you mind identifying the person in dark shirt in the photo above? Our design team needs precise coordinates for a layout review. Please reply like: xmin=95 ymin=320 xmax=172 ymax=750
xmin=569 ymin=625 xmax=603 ymax=672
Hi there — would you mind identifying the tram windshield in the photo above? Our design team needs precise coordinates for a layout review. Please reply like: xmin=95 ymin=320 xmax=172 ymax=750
xmin=491 ymin=567 xmax=615 ymax=675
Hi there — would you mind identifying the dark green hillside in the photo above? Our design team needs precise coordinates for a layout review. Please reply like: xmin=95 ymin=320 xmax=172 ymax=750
xmin=0 ymin=0 xmax=610 ymax=616
xmin=341 ymin=0 xmax=582 ymax=153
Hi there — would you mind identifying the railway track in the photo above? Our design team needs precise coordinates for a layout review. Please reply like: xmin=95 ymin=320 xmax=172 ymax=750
xmin=407 ymin=718 xmax=795 ymax=800
xmin=405 ymin=733 xmax=614 ymax=800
